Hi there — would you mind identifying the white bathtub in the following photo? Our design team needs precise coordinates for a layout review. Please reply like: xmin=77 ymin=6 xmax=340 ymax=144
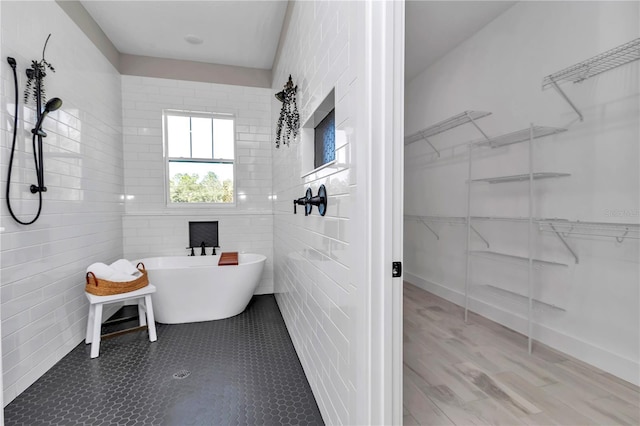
xmin=139 ymin=253 xmax=266 ymax=324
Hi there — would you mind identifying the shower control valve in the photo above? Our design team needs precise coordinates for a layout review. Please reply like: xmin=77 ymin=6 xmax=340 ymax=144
xmin=293 ymin=197 xmax=307 ymax=215
xmin=293 ymin=188 xmax=313 ymax=216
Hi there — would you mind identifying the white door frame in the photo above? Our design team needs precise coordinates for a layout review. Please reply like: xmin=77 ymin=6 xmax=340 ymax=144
xmin=366 ymin=0 xmax=404 ymax=424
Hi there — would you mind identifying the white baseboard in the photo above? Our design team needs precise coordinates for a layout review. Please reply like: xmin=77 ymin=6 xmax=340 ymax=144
xmin=405 ymin=272 xmax=640 ymax=387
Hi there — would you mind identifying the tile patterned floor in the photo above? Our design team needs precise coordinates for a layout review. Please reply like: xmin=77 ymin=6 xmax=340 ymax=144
xmin=4 ymin=295 xmax=324 ymax=425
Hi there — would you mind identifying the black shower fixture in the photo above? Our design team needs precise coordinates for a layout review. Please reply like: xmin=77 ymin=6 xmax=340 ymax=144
xmin=29 ymin=96 xmax=62 ymax=195
xmin=32 ymin=97 xmax=62 ymax=137
xmin=5 ymin=36 xmax=62 ymax=225
xmin=293 ymin=188 xmax=313 ymax=215
xmin=292 ymin=185 xmax=328 ymax=216
xmin=308 ymin=185 xmax=328 ymax=216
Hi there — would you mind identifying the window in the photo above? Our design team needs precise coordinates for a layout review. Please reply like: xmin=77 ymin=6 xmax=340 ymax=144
xmin=164 ymin=110 xmax=234 ymax=204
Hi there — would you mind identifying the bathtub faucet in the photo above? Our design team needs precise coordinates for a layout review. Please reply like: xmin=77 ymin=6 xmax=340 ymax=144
xmin=200 ymin=241 xmax=206 ymax=256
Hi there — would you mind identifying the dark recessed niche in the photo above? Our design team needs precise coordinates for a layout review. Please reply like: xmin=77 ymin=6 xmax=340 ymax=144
xmin=189 ymin=221 xmax=219 ymax=248
xmin=301 ymin=89 xmax=335 ymax=176
xmin=314 ymin=108 xmax=335 ymax=169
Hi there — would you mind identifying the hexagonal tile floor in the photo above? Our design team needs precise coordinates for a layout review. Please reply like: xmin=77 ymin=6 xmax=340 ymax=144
xmin=4 ymin=295 xmax=324 ymax=425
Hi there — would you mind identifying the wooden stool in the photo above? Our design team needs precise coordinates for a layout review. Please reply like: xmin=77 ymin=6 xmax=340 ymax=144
xmin=85 ymin=284 xmax=157 ymax=358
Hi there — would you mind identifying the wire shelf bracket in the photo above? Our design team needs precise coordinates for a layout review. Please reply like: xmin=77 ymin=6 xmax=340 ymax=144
xmin=418 ymin=218 xmax=440 ymax=240
xmin=549 ymin=223 xmax=579 ymax=264
xmin=471 ymin=225 xmax=490 ymax=248
xmin=542 ymin=38 xmax=640 ymax=122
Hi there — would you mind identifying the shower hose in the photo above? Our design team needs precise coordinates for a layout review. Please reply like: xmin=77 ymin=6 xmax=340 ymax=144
xmin=6 ymin=57 xmax=43 ymax=225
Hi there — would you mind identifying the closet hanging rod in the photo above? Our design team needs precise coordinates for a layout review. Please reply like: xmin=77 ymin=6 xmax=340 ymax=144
xmin=404 ymin=215 xmax=466 ymax=224
xmin=468 ymin=250 xmax=569 ymax=268
xmin=537 ymin=219 xmax=639 ymax=230
xmin=470 ymin=172 xmax=571 ymax=184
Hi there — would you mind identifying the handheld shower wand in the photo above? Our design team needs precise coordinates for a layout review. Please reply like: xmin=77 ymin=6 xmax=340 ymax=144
xmin=32 ymin=97 xmax=62 ymax=137
xmin=6 ymin=55 xmax=62 ymax=224
xmin=30 ymin=97 xmax=62 ymax=194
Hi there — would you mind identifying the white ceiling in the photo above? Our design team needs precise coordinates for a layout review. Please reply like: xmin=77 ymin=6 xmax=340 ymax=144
xmin=81 ymin=0 xmax=288 ymax=70
xmin=81 ymin=0 xmax=514 ymax=78
xmin=405 ymin=1 xmax=516 ymax=82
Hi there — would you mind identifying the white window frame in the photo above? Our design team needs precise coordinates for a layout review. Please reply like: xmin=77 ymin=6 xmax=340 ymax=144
xmin=162 ymin=109 xmax=236 ymax=208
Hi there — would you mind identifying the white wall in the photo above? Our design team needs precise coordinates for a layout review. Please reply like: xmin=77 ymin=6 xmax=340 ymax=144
xmin=405 ymin=1 xmax=639 ymax=385
xmin=0 ymin=1 xmax=123 ymax=404
xmin=271 ymin=1 xmax=370 ymax=424
xmin=0 ymin=0 xmax=4 ymax=418
xmin=121 ymin=76 xmax=274 ymax=294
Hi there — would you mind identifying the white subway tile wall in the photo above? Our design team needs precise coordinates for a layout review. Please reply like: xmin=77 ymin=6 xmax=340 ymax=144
xmin=121 ymin=76 xmax=274 ymax=293
xmin=0 ymin=2 xmax=124 ymax=404
xmin=272 ymin=2 xmax=362 ymax=424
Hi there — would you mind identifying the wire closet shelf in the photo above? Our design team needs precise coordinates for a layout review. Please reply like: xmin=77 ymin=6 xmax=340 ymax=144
xmin=405 ymin=215 xmax=640 ymax=242
xmin=405 ymin=111 xmax=492 ymax=145
xmin=542 ymin=38 xmax=640 ymax=89
xmin=474 ymin=126 xmax=567 ymax=148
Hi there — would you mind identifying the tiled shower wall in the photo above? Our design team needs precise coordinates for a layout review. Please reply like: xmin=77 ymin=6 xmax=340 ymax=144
xmin=272 ymin=1 xmax=364 ymax=424
xmin=121 ymin=76 xmax=274 ymax=294
xmin=0 ymin=2 xmax=123 ymax=404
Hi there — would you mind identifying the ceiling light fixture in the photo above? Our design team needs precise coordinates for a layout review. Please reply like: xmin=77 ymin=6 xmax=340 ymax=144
xmin=184 ymin=34 xmax=204 ymax=45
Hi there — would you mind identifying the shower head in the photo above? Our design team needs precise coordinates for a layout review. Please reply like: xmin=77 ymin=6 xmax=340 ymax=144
xmin=44 ymin=97 xmax=62 ymax=113
xmin=32 ymin=97 xmax=62 ymax=137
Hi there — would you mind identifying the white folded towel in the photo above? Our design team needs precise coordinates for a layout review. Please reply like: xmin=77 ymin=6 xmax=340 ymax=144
xmin=108 ymin=272 xmax=140 ymax=282
xmin=110 ymin=259 xmax=142 ymax=277
xmin=86 ymin=262 xmax=115 ymax=280
xmin=86 ymin=261 xmax=140 ymax=282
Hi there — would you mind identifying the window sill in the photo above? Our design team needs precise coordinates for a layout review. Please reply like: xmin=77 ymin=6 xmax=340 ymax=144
xmin=166 ymin=202 xmax=237 ymax=209
xmin=300 ymin=159 xmax=337 ymax=179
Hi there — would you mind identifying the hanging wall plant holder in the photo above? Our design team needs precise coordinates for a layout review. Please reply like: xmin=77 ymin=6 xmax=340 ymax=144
xmin=275 ymin=75 xmax=300 ymax=148
xmin=25 ymin=34 xmax=56 ymax=106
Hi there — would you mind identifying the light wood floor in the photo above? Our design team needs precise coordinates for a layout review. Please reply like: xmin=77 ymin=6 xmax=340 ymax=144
xmin=403 ymin=282 xmax=640 ymax=425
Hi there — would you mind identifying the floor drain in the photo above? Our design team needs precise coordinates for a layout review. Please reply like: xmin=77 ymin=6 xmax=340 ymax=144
xmin=172 ymin=370 xmax=191 ymax=380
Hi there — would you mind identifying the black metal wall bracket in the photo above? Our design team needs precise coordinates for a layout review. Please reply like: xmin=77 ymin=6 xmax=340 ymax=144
xmin=30 ymin=185 xmax=47 ymax=194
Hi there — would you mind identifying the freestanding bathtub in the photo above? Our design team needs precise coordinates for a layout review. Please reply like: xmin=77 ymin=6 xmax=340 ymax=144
xmin=139 ymin=253 xmax=266 ymax=324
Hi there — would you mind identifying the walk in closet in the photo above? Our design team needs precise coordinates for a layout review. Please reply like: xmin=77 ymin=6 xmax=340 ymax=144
xmin=403 ymin=0 xmax=639 ymax=397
